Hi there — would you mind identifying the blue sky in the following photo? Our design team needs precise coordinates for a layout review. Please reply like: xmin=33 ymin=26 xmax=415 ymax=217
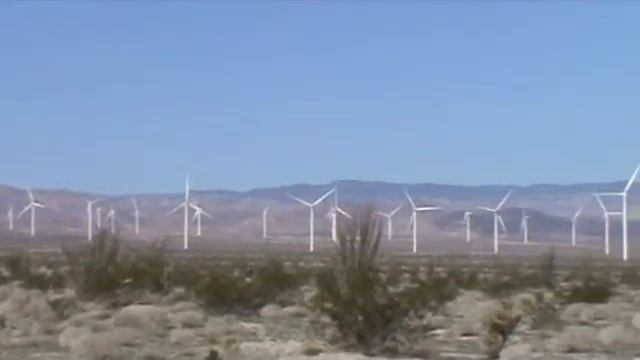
xmin=1 ymin=1 xmax=639 ymax=194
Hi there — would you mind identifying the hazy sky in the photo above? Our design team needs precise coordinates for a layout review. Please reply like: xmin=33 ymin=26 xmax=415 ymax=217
xmin=1 ymin=2 xmax=640 ymax=194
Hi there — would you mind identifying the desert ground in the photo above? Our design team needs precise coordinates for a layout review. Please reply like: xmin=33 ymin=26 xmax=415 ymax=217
xmin=1 ymin=227 xmax=640 ymax=360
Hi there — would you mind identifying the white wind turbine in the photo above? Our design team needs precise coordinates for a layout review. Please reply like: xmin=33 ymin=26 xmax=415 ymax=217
xmin=378 ymin=204 xmax=404 ymax=241
xmin=520 ymin=210 xmax=530 ymax=244
xmin=132 ymin=198 xmax=140 ymax=236
xmin=327 ymin=188 xmax=351 ymax=242
xmin=594 ymin=193 xmax=622 ymax=257
xmin=288 ymin=188 xmax=335 ymax=253
xmin=86 ymin=199 xmax=102 ymax=241
xmin=17 ymin=189 xmax=46 ymax=237
xmin=263 ymin=205 xmax=270 ymax=240
xmin=462 ymin=211 xmax=473 ymax=243
xmin=190 ymin=203 xmax=212 ymax=237
xmin=105 ymin=207 xmax=116 ymax=233
xmin=477 ymin=190 xmax=512 ymax=254
xmin=571 ymin=205 xmax=584 ymax=247
xmin=6 ymin=206 xmax=14 ymax=231
xmin=169 ymin=175 xmax=193 ymax=250
xmin=593 ymin=164 xmax=640 ymax=261
xmin=405 ymin=190 xmax=443 ymax=254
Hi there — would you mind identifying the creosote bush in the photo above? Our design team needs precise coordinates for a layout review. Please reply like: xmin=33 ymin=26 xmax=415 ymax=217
xmin=557 ymin=265 xmax=613 ymax=304
xmin=313 ymin=206 xmax=406 ymax=352
xmin=63 ymin=230 xmax=124 ymax=300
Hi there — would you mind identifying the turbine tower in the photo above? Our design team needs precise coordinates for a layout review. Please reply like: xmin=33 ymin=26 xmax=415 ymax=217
xmin=288 ymin=188 xmax=335 ymax=253
xmin=477 ymin=190 xmax=512 ymax=254
xmin=520 ymin=210 xmax=529 ymax=244
xmin=105 ymin=207 xmax=116 ymax=233
xmin=378 ymin=204 xmax=404 ymax=241
xmin=96 ymin=207 xmax=103 ymax=229
xmin=327 ymin=187 xmax=351 ymax=242
xmin=86 ymin=199 xmax=102 ymax=241
xmin=17 ymin=189 xmax=45 ymax=237
xmin=405 ymin=190 xmax=443 ymax=254
xmin=571 ymin=205 xmax=584 ymax=247
xmin=462 ymin=211 xmax=472 ymax=243
xmin=594 ymin=164 xmax=639 ymax=261
xmin=190 ymin=203 xmax=211 ymax=237
xmin=594 ymin=193 xmax=622 ymax=257
xmin=262 ymin=205 xmax=269 ymax=240
xmin=6 ymin=206 xmax=14 ymax=231
xmin=132 ymin=198 xmax=140 ymax=235
xmin=169 ymin=175 xmax=193 ymax=250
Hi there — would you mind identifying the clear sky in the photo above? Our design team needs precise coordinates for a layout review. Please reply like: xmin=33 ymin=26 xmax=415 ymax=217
xmin=1 ymin=1 xmax=640 ymax=194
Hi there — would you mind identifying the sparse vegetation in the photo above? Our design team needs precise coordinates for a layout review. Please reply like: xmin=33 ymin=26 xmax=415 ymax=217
xmin=0 ymin=226 xmax=638 ymax=360
xmin=313 ymin=206 xmax=405 ymax=352
xmin=557 ymin=262 xmax=614 ymax=304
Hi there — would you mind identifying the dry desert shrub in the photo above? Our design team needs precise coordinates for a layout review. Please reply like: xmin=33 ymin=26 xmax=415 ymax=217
xmin=111 ymin=304 xmax=169 ymax=336
xmin=481 ymin=300 xmax=522 ymax=359
xmin=313 ymin=206 xmax=405 ymax=352
xmin=547 ymin=325 xmax=600 ymax=353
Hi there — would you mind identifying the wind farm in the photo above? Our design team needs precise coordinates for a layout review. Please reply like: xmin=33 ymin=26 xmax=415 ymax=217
xmin=3 ymin=2 xmax=640 ymax=359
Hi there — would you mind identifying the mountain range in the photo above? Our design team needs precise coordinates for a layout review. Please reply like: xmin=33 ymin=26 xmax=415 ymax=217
xmin=0 ymin=179 xmax=637 ymax=253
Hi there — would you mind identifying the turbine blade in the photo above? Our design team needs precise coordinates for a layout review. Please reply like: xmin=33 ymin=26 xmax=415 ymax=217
xmin=169 ymin=203 xmax=186 ymax=215
xmin=625 ymin=164 xmax=640 ymax=193
xmin=573 ymin=206 xmax=584 ymax=221
xmin=496 ymin=190 xmax=513 ymax=210
xmin=132 ymin=198 xmax=138 ymax=211
xmin=593 ymin=193 xmax=608 ymax=212
xmin=477 ymin=207 xmax=496 ymax=212
xmin=312 ymin=188 xmax=335 ymax=206
xmin=17 ymin=205 xmax=31 ymax=219
xmin=404 ymin=189 xmax=416 ymax=209
xmin=288 ymin=194 xmax=312 ymax=207
xmin=498 ymin=215 xmax=508 ymax=235
xmin=416 ymin=206 xmax=443 ymax=212
xmin=337 ymin=207 xmax=352 ymax=219
xmin=390 ymin=204 xmax=404 ymax=216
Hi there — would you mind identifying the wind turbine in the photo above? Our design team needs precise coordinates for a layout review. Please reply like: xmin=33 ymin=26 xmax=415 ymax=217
xmin=262 ymin=205 xmax=270 ymax=240
xmin=132 ymin=198 xmax=140 ymax=235
xmin=17 ymin=189 xmax=45 ymax=237
xmin=477 ymin=190 xmax=512 ymax=254
xmin=190 ymin=203 xmax=211 ymax=237
xmin=378 ymin=204 xmax=404 ymax=241
xmin=594 ymin=164 xmax=640 ymax=261
xmin=327 ymin=187 xmax=351 ymax=242
xmin=288 ymin=188 xmax=335 ymax=253
xmin=86 ymin=199 xmax=102 ymax=241
xmin=520 ymin=210 xmax=530 ymax=244
xmin=105 ymin=207 xmax=116 ymax=233
xmin=405 ymin=190 xmax=443 ymax=254
xmin=594 ymin=193 xmax=622 ymax=257
xmin=6 ymin=206 xmax=14 ymax=231
xmin=571 ymin=205 xmax=584 ymax=247
xmin=462 ymin=211 xmax=472 ymax=243
xmin=169 ymin=175 xmax=192 ymax=250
